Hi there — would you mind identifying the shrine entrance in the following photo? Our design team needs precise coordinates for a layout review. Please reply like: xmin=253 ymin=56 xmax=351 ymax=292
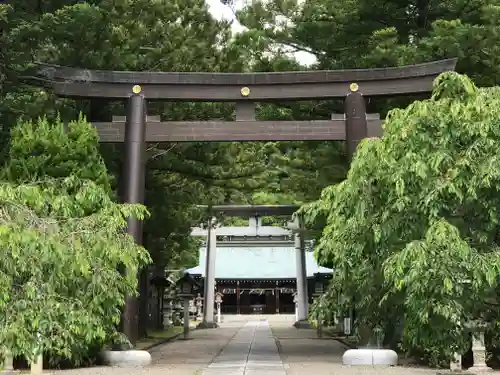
xmin=188 ymin=204 xmax=331 ymax=324
xmin=27 ymin=58 xmax=457 ymax=346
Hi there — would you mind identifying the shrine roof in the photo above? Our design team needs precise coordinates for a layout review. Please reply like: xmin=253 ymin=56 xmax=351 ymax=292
xmin=186 ymin=246 xmax=331 ymax=279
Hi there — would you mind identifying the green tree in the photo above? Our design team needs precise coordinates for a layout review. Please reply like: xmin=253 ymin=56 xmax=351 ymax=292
xmin=0 ymin=116 xmax=151 ymax=365
xmin=3 ymin=115 xmax=111 ymax=193
xmin=363 ymin=4 xmax=500 ymax=87
xmin=303 ymin=72 xmax=500 ymax=365
xmin=0 ymin=177 xmax=150 ymax=365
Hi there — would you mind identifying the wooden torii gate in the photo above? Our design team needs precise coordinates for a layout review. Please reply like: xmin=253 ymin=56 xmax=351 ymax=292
xmin=26 ymin=58 xmax=457 ymax=345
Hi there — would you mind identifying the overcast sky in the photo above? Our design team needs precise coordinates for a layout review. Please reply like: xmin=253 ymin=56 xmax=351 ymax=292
xmin=205 ymin=0 xmax=317 ymax=66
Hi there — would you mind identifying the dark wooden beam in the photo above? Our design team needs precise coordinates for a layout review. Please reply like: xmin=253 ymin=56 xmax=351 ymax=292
xmin=92 ymin=116 xmax=383 ymax=142
xmin=235 ymin=102 xmax=256 ymax=121
xmin=25 ymin=59 xmax=457 ymax=101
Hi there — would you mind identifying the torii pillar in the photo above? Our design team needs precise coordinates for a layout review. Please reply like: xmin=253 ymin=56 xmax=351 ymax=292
xmin=292 ymin=215 xmax=309 ymax=328
xmin=199 ymin=217 xmax=218 ymax=328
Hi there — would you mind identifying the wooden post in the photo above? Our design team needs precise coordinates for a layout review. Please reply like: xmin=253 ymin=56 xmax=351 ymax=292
xmin=121 ymin=91 xmax=147 ymax=346
xmin=344 ymin=83 xmax=368 ymax=161
xmin=275 ymin=281 xmax=280 ymax=314
xmin=236 ymin=281 xmax=241 ymax=315
xmin=235 ymin=102 xmax=256 ymax=121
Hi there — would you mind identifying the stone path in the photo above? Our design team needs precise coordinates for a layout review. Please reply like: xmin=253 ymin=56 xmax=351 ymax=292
xmin=202 ymin=320 xmax=285 ymax=375
xmin=48 ymin=315 xmax=494 ymax=375
xmin=268 ymin=318 xmax=444 ymax=375
xmin=51 ymin=322 xmax=240 ymax=375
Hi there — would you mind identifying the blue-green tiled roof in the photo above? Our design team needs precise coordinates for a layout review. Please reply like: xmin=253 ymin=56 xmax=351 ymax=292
xmin=187 ymin=246 xmax=332 ymax=279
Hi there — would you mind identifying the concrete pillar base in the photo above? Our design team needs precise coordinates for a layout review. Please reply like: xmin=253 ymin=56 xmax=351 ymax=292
xmin=101 ymin=350 xmax=152 ymax=367
xmin=293 ymin=320 xmax=311 ymax=329
xmin=30 ymin=354 xmax=43 ymax=375
xmin=342 ymin=348 xmax=398 ymax=366
xmin=196 ymin=321 xmax=218 ymax=329
xmin=466 ymin=365 xmax=493 ymax=373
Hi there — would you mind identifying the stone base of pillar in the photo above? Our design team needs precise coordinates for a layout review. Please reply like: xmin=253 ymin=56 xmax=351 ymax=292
xmin=30 ymin=354 xmax=43 ymax=375
xmin=293 ymin=320 xmax=311 ymax=329
xmin=343 ymin=348 xmax=397 ymax=366
xmin=101 ymin=350 xmax=152 ymax=367
xmin=466 ymin=365 xmax=493 ymax=373
xmin=196 ymin=321 xmax=218 ymax=329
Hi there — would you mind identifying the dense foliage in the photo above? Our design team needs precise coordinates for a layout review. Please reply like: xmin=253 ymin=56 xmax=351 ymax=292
xmin=304 ymin=72 xmax=500 ymax=365
xmin=0 ymin=116 xmax=150 ymax=365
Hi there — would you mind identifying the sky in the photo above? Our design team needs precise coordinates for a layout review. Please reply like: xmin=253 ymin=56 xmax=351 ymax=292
xmin=205 ymin=0 xmax=317 ymax=66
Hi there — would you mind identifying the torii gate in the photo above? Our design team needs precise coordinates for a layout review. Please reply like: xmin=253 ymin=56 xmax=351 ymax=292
xmin=26 ymin=58 xmax=457 ymax=345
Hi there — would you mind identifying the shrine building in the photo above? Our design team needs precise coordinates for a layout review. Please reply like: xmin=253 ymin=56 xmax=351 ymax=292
xmin=187 ymin=216 xmax=332 ymax=315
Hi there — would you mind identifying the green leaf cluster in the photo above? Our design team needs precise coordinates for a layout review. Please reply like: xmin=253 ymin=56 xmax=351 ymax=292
xmin=4 ymin=115 xmax=111 ymax=193
xmin=303 ymin=72 xmax=500 ymax=364
xmin=0 ymin=115 xmax=150 ymax=364
xmin=0 ymin=179 xmax=149 ymax=363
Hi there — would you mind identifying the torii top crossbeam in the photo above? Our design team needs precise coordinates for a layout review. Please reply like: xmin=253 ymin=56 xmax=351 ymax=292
xmin=197 ymin=204 xmax=300 ymax=217
xmin=26 ymin=59 xmax=457 ymax=100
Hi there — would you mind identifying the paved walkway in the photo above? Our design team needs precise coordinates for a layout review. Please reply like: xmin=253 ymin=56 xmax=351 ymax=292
xmin=52 ymin=322 xmax=240 ymax=375
xmin=202 ymin=320 xmax=285 ymax=375
xmin=268 ymin=317 xmax=439 ymax=375
xmin=50 ymin=315 xmax=472 ymax=375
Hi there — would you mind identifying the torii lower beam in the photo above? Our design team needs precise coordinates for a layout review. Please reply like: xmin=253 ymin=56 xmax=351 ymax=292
xmin=92 ymin=114 xmax=383 ymax=142
xmin=196 ymin=204 xmax=300 ymax=217
xmin=191 ymin=226 xmax=292 ymax=237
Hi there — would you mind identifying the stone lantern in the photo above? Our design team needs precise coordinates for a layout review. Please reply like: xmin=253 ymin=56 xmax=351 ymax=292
xmin=195 ymin=293 xmax=203 ymax=321
xmin=312 ymin=290 xmax=323 ymax=338
xmin=171 ymin=299 xmax=181 ymax=326
xmin=162 ymin=297 xmax=173 ymax=327
xmin=176 ymin=272 xmax=200 ymax=340
xmin=465 ymin=320 xmax=492 ymax=372
xmin=215 ymin=292 xmax=224 ymax=324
